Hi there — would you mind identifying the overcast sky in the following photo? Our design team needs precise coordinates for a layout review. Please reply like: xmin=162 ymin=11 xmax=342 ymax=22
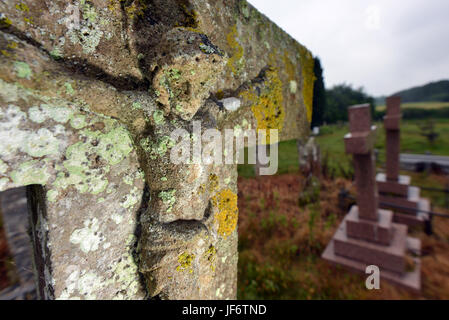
xmin=248 ymin=0 xmax=449 ymax=96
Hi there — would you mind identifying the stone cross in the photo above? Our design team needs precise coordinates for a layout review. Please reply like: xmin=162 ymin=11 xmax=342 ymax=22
xmin=376 ymin=96 xmax=430 ymax=226
xmin=384 ymin=96 xmax=402 ymax=182
xmin=0 ymin=0 xmax=314 ymax=299
xmin=323 ymin=103 xmax=421 ymax=292
xmin=344 ymin=104 xmax=378 ymax=221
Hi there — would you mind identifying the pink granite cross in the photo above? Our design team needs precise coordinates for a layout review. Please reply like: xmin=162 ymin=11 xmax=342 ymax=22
xmin=344 ymin=104 xmax=379 ymax=221
xmin=384 ymin=96 xmax=402 ymax=182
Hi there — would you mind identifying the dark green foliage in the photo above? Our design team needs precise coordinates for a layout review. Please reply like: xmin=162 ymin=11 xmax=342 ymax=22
xmin=376 ymin=107 xmax=449 ymax=120
xmin=324 ymin=84 xmax=375 ymax=124
xmin=311 ymin=57 xmax=326 ymax=128
xmin=392 ymin=80 xmax=449 ymax=103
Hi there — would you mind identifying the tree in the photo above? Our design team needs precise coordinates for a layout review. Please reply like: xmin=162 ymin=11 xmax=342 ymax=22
xmin=324 ymin=84 xmax=375 ymax=124
xmin=311 ymin=57 xmax=326 ymax=128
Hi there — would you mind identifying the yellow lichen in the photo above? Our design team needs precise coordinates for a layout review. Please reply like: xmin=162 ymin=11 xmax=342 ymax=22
xmin=203 ymin=245 xmax=216 ymax=272
xmin=299 ymin=46 xmax=316 ymax=123
xmin=212 ymin=189 xmax=238 ymax=238
xmin=208 ymin=173 xmax=219 ymax=193
xmin=178 ymin=3 xmax=199 ymax=29
xmin=226 ymin=25 xmax=245 ymax=75
xmin=15 ymin=3 xmax=30 ymax=12
xmin=0 ymin=16 xmax=12 ymax=28
xmin=283 ymin=50 xmax=296 ymax=82
xmin=239 ymin=67 xmax=284 ymax=143
xmin=198 ymin=183 xmax=206 ymax=195
xmin=176 ymin=252 xmax=195 ymax=273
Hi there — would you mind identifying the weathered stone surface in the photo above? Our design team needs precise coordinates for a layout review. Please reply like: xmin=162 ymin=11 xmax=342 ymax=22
xmin=0 ymin=0 xmax=313 ymax=299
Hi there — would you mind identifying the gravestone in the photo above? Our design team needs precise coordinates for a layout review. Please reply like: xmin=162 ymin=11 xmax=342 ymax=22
xmin=376 ymin=96 xmax=430 ymax=227
xmin=0 ymin=0 xmax=314 ymax=299
xmin=322 ymin=104 xmax=421 ymax=292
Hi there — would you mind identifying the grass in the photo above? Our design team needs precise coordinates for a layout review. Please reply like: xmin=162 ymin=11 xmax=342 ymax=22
xmin=376 ymin=101 xmax=449 ymax=112
xmin=238 ymin=140 xmax=300 ymax=179
xmin=315 ymin=119 xmax=449 ymax=177
xmin=238 ymin=172 xmax=449 ymax=299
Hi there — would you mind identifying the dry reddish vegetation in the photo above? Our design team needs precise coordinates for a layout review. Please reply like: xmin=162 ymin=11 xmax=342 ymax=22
xmin=237 ymin=172 xmax=449 ymax=300
xmin=0 ymin=211 xmax=12 ymax=291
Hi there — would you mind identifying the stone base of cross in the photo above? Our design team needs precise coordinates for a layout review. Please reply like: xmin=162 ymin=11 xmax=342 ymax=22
xmin=322 ymin=104 xmax=421 ymax=293
xmin=376 ymin=96 xmax=430 ymax=227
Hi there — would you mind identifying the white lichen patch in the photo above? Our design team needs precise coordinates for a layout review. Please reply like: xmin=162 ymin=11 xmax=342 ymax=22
xmin=0 ymin=105 xmax=71 ymax=162
xmin=13 ymin=61 xmax=32 ymax=80
xmin=22 ymin=128 xmax=60 ymax=157
xmin=0 ymin=178 xmax=9 ymax=190
xmin=10 ymin=160 xmax=51 ymax=186
xmin=28 ymin=104 xmax=74 ymax=124
xmin=70 ymin=217 xmax=103 ymax=253
xmin=110 ymin=254 xmax=140 ymax=300
xmin=47 ymin=189 xmax=58 ymax=202
xmin=289 ymin=80 xmax=297 ymax=94
xmin=52 ymin=118 xmax=134 ymax=195
xmin=70 ymin=114 xmax=87 ymax=129
xmin=0 ymin=159 xmax=8 ymax=174
xmin=120 ymin=186 xmax=140 ymax=210
xmin=0 ymin=79 xmax=20 ymax=102
xmin=219 ymin=97 xmax=241 ymax=112
xmin=67 ymin=1 xmax=106 ymax=55
xmin=58 ymin=268 xmax=104 ymax=300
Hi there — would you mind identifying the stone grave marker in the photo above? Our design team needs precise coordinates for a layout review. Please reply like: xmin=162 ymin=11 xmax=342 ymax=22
xmin=322 ymin=104 xmax=421 ymax=292
xmin=376 ymin=96 xmax=430 ymax=227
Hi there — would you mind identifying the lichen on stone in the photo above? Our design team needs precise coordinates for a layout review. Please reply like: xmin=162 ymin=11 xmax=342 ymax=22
xmin=158 ymin=189 xmax=176 ymax=213
xmin=14 ymin=61 xmax=32 ymax=79
xmin=203 ymin=245 xmax=216 ymax=272
xmin=239 ymin=67 xmax=285 ymax=143
xmin=299 ymin=46 xmax=316 ymax=123
xmin=70 ymin=217 xmax=104 ymax=253
xmin=226 ymin=25 xmax=245 ymax=75
xmin=176 ymin=252 xmax=195 ymax=273
xmin=212 ymin=189 xmax=238 ymax=238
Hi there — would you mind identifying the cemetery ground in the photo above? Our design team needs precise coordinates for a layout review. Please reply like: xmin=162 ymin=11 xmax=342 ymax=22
xmin=237 ymin=118 xmax=449 ymax=299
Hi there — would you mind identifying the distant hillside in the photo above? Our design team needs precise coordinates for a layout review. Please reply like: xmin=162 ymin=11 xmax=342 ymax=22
xmin=391 ymin=80 xmax=449 ymax=102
